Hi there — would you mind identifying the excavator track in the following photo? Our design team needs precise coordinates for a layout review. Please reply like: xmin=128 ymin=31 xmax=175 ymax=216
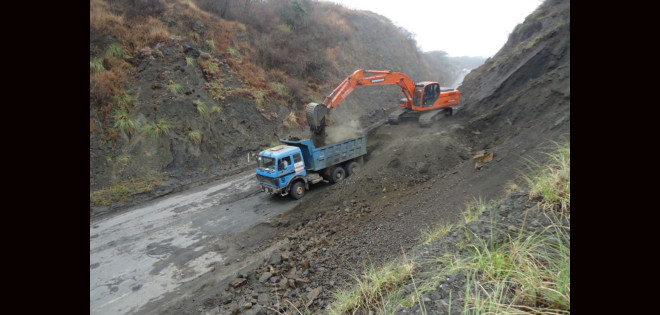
xmin=387 ymin=108 xmax=410 ymax=125
xmin=418 ymin=107 xmax=453 ymax=127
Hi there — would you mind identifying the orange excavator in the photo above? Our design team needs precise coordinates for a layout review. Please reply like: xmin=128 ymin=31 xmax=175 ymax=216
xmin=306 ymin=69 xmax=460 ymax=134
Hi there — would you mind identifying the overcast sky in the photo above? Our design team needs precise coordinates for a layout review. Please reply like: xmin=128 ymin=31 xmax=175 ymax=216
xmin=323 ymin=0 xmax=544 ymax=57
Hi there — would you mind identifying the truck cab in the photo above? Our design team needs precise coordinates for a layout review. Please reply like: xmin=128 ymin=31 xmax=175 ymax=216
xmin=256 ymin=135 xmax=366 ymax=200
xmin=256 ymin=145 xmax=306 ymax=196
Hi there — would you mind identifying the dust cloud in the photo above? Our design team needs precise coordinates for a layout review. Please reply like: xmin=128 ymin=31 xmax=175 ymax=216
xmin=325 ymin=119 xmax=362 ymax=144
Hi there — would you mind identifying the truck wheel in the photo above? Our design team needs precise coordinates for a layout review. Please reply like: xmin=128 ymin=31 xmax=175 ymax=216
xmin=330 ymin=167 xmax=345 ymax=184
xmin=346 ymin=161 xmax=359 ymax=177
xmin=290 ymin=181 xmax=305 ymax=200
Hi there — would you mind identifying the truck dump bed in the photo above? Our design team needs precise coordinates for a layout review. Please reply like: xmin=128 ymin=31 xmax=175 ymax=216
xmin=280 ymin=135 xmax=366 ymax=171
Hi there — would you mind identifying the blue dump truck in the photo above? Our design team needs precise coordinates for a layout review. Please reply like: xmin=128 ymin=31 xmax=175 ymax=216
xmin=256 ymin=135 xmax=367 ymax=199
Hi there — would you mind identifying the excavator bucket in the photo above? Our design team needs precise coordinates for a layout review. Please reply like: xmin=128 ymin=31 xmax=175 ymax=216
xmin=306 ymin=102 xmax=329 ymax=134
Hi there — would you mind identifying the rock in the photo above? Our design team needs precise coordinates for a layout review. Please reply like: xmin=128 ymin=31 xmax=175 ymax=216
xmin=287 ymin=267 xmax=297 ymax=278
xmin=192 ymin=20 xmax=205 ymax=34
xmin=243 ymin=302 xmax=252 ymax=309
xmin=258 ymin=272 xmax=272 ymax=283
xmin=306 ymin=287 xmax=321 ymax=307
xmin=230 ymin=278 xmax=247 ymax=288
xmin=244 ymin=306 xmax=265 ymax=315
xmin=301 ymin=260 xmax=310 ymax=270
xmin=315 ymin=237 xmax=329 ymax=246
xmin=269 ymin=252 xmax=282 ymax=265
xmin=182 ymin=43 xmax=200 ymax=57
xmin=257 ymin=293 xmax=270 ymax=305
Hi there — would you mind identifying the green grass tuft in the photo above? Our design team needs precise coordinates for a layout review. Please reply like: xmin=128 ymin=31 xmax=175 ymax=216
xmin=525 ymin=142 xmax=570 ymax=213
xmin=188 ymin=130 xmax=201 ymax=144
xmin=269 ymin=81 xmax=288 ymax=98
xmin=106 ymin=43 xmax=126 ymax=58
xmin=210 ymin=105 xmax=222 ymax=115
xmin=328 ymin=261 xmax=414 ymax=315
xmin=165 ymin=80 xmax=183 ymax=95
xmin=193 ymin=100 xmax=208 ymax=117
xmin=205 ymin=39 xmax=216 ymax=50
xmin=463 ymin=197 xmax=488 ymax=224
xmin=112 ymin=108 xmax=138 ymax=135
xmin=90 ymin=58 xmax=105 ymax=73
xmin=113 ymin=93 xmax=133 ymax=110
xmin=420 ymin=221 xmax=453 ymax=245
xmin=254 ymin=90 xmax=266 ymax=107
xmin=186 ymin=56 xmax=195 ymax=66
xmin=143 ymin=118 xmax=171 ymax=140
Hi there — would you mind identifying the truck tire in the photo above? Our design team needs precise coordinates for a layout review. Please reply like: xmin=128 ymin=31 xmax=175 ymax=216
xmin=346 ymin=161 xmax=358 ymax=177
xmin=330 ymin=167 xmax=345 ymax=184
xmin=290 ymin=181 xmax=305 ymax=200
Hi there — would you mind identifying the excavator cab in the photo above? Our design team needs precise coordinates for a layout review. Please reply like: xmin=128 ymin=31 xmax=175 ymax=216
xmin=413 ymin=83 xmax=440 ymax=108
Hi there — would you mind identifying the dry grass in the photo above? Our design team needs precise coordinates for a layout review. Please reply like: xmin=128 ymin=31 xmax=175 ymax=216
xmin=90 ymin=171 xmax=169 ymax=207
xmin=90 ymin=0 xmax=125 ymax=33
xmin=129 ymin=16 xmax=172 ymax=49
xmin=283 ymin=111 xmax=301 ymax=129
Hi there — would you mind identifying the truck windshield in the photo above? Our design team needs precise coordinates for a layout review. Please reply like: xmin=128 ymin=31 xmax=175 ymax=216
xmin=413 ymin=86 xmax=423 ymax=106
xmin=257 ymin=156 xmax=275 ymax=173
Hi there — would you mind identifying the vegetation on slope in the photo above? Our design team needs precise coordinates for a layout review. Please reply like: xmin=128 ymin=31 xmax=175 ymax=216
xmin=327 ymin=142 xmax=570 ymax=315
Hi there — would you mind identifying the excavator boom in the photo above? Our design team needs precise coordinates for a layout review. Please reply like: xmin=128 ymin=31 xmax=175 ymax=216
xmin=322 ymin=69 xmax=416 ymax=110
xmin=307 ymin=69 xmax=416 ymax=134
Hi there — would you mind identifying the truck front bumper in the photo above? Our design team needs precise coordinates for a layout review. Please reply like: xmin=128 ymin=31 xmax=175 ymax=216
xmin=261 ymin=184 xmax=285 ymax=195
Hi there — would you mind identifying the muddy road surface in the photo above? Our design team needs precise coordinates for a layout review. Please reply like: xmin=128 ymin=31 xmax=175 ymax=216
xmin=89 ymin=170 xmax=328 ymax=314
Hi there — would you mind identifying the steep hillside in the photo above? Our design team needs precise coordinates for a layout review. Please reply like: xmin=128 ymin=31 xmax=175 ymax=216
xmin=457 ymin=0 xmax=570 ymax=148
xmin=90 ymin=0 xmax=441 ymax=212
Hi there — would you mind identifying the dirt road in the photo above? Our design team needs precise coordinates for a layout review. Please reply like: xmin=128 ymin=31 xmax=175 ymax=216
xmin=90 ymin=170 xmax=322 ymax=314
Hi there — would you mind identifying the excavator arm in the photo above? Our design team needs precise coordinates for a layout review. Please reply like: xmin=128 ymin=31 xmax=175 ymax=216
xmin=306 ymin=69 xmax=416 ymax=134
